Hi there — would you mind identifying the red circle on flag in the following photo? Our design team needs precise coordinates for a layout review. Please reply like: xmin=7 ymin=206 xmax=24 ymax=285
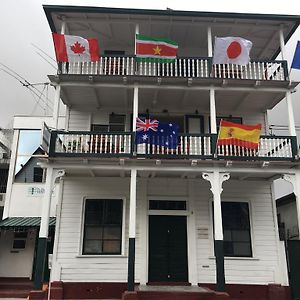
xmin=227 ymin=41 xmax=242 ymax=59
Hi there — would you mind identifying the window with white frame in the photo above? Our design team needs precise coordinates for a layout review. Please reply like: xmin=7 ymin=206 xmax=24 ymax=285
xmin=82 ymin=199 xmax=123 ymax=255
xmin=221 ymin=202 xmax=252 ymax=257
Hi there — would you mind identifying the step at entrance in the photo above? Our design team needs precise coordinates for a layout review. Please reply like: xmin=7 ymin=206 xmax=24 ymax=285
xmin=132 ymin=285 xmax=230 ymax=300
xmin=0 ymin=278 xmax=33 ymax=298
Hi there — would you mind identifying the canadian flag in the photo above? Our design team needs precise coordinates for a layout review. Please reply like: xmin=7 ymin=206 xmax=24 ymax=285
xmin=212 ymin=37 xmax=253 ymax=66
xmin=52 ymin=33 xmax=100 ymax=63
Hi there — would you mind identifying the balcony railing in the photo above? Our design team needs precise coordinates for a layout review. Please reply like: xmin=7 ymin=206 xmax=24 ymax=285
xmin=49 ymin=131 xmax=297 ymax=161
xmin=59 ymin=56 xmax=288 ymax=81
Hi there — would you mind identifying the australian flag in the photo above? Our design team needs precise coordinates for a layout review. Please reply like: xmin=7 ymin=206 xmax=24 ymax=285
xmin=135 ymin=118 xmax=179 ymax=149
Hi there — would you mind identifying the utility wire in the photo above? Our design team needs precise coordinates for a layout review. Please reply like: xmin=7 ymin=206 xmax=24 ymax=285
xmin=0 ymin=68 xmax=53 ymax=112
xmin=0 ymin=62 xmax=53 ymax=110
xmin=31 ymin=43 xmax=56 ymax=63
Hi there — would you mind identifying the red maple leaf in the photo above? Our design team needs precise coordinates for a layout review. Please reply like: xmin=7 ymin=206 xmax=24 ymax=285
xmin=70 ymin=41 xmax=86 ymax=54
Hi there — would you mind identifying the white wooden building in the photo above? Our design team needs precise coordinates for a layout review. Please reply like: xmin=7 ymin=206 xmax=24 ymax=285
xmin=3 ymin=5 xmax=300 ymax=300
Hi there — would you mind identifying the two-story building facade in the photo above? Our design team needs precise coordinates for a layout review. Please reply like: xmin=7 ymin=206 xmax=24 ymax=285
xmin=31 ymin=5 xmax=300 ymax=300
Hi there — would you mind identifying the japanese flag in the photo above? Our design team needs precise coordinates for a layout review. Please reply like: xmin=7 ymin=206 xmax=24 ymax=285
xmin=212 ymin=37 xmax=253 ymax=66
xmin=52 ymin=33 xmax=100 ymax=63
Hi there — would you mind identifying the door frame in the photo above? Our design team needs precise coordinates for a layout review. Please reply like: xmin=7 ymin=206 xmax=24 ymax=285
xmin=144 ymin=196 xmax=195 ymax=284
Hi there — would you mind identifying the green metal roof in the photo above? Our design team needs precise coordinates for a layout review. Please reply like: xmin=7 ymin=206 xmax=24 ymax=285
xmin=0 ymin=217 xmax=56 ymax=228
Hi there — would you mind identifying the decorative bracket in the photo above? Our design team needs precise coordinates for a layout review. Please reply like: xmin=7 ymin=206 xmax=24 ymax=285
xmin=283 ymin=174 xmax=297 ymax=197
xmin=202 ymin=172 xmax=230 ymax=195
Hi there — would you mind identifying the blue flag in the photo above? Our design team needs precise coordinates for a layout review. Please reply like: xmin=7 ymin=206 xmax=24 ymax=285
xmin=135 ymin=118 xmax=179 ymax=149
xmin=291 ymin=41 xmax=300 ymax=70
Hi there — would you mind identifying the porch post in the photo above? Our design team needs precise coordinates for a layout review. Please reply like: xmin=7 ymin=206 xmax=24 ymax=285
xmin=132 ymin=86 xmax=139 ymax=132
xmin=203 ymin=171 xmax=230 ymax=292
xmin=283 ymin=171 xmax=300 ymax=238
xmin=285 ymin=91 xmax=297 ymax=137
xmin=52 ymin=19 xmax=66 ymax=129
xmin=278 ymin=26 xmax=287 ymax=61
xmin=34 ymin=168 xmax=65 ymax=289
xmin=53 ymin=85 xmax=61 ymax=129
xmin=128 ymin=169 xmax=137 ymax=291
xmin=207 ymin=26 xmax=213 ymax=57
xmin=210 ymin=88 xmax=217 ymax=134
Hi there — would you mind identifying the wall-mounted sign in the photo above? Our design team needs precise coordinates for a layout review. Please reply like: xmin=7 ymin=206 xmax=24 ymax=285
xmin=28 ymin=187 xmax=45 ymax=197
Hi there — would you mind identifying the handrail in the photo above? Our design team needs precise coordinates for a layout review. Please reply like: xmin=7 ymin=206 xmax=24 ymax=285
xmin=49 ymin=131 xmax=297 ymax=160
xmin=59 ymin=56 xmax=288 ymax=81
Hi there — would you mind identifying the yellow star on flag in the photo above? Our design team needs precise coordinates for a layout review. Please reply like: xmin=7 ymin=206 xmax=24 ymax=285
xmin=153 ymin=45 xmax=162 ymax=55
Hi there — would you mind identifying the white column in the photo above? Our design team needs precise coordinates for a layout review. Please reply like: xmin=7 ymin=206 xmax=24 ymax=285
xmin=52 ymin=20 xmax=65 ymax=129
xmin=187 ymin=180 xmax=199 ymax=285
xmin=129 ymin=169 xmax=137 ymax=238
xmin=207 ymin=26 xmax=213 ymax=57
xmin=61 ymin=20 xmax=66 ymax=35
xmin=279 ymin=27 xmax=286 ymax=61
xmin=203 ymin=171 xmax=230 ymax=240
xmin=50 ymin=178 xmax=64 ymax=282
xmin=283 ymin=171 xmax=300 ymax=237
xmin=210 ymin=88 xmax=217 ymax=134
xmin=202 ymin=170 xmax=230 ymax=292
xmin=52 ymin=85 xmax=61 ymax=130
xmin=285 ymin=91 xmax=297 ymax=136
xmin=132 ymin=85 xmax=139 ymax=132
xmin=134 ymin=24 xmax=139 ymax=55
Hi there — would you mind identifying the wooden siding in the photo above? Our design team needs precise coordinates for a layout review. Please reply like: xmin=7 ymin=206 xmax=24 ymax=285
xmin=54 ymin=177 xmax=282 ymax=285
xmin=68 ymin=110 xmax=91 ymax=131
xmin=68 ymin=109 xmax=267 ymax=134
xmin=193 ymin=179 xmax=280 ymax=284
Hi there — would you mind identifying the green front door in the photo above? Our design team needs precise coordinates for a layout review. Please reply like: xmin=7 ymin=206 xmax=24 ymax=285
xmin=148 ymin=215 xmax=188 ymax=282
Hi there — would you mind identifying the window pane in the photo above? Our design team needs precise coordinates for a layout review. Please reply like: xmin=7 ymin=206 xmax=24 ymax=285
xmin=14 ymin=232 xmax=28 ymax=238
xmin=85 ymin=227 xmax=103 ymax=239
xmin=33 ymin=167 xmax=44 ymax=182
xmin=83 ymin=240 xmax=102 ymax=254
xmin=232 ymin=230 xmax=250 ymax=242
xmin=104 ymin=200 xmax=122 ymax=224
xmin=17 ymin=130 xmax=41 ymax=155
xmin=233 ymin=242 xmax=252 ymax=257
xmin=221 ymin=202 xmax=252 ymax=257
xmin=13 ymin=240 xmax=26 ymax=249
xmin=103 ymin=240 xmax=121 ymax=253
xmin=103 ymin=227 xmax=121 ymax=240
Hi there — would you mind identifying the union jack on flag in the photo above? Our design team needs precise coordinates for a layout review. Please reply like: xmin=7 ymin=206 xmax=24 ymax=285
xmin=136 ymin=118 xmax=159 ymax=132
xmin=135 ymin=117 xmax=179 ymax=150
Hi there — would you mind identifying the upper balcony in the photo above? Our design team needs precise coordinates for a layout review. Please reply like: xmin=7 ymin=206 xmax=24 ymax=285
xmin=48 ymin=130 xmax=298 ymax=162
xmin=58 ymin=56 xmax=288 ymax=82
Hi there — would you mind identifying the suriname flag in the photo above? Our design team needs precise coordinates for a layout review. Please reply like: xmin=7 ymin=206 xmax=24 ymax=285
xmin=135 ymin=34 xmax=178 ymax=63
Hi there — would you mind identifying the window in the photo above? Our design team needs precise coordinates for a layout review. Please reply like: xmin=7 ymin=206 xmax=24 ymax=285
xmin=33 ymin=167 xmax=44 ymax=182
xmin=15 ymin=130 xmax=45 ymax=183
xmin=149 ymin=200 xmax=186 ymax=210
xmin=12 ymin=231 xmax=28 ymax=250
xmin=216 ymin=116 xmax=242 ymax=131
xmin=221 ymin=202 xmax=252 ymax=257
xmin=109 ymin=114 xmax=126 ymax=132
xmin=83 ymin=199 xmax=123 ymax=255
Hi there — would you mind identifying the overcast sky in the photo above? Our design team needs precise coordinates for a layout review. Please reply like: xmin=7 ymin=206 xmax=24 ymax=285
xmin=0 ymin=0 xmax=299 ymax=197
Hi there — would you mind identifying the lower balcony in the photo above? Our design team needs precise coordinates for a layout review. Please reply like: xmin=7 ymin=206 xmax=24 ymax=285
xmin=48 ymin=131 xmax=298 ymax=161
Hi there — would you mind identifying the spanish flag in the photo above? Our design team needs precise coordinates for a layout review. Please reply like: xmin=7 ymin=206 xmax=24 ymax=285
xmin=217 ymin=120 xmax=261 ymax=150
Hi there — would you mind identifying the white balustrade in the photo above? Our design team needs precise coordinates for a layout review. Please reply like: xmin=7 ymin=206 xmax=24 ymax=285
xmin=216 ymin=137 xmax=294 ymax=159
xmin=55 ymin=133 xmax=132 ymax=155
xmin=52 ymin=133 xmax=294 ymax=160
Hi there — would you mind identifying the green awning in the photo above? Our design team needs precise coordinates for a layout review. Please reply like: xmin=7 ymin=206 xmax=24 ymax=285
xmin=0 ymin=217 xmax=56 ymax=228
